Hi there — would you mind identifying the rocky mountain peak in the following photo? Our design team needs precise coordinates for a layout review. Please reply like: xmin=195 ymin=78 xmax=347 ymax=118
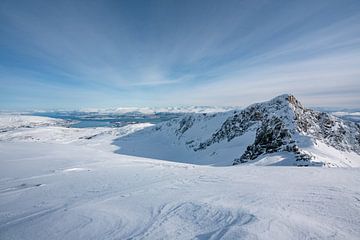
xmin=232 ymin=94 xmax=360 ymax=165
xmin=259 ymin=94 xmax=304 ymax=112
xmin=182 ymin=94 xmax=359 ymax=166
xmin=150 ymin=94 xmax=360 ymax=167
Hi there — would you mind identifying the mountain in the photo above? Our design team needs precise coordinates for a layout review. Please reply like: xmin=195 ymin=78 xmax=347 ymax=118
xmin=115 ymin=94 xmax=360 ymax=167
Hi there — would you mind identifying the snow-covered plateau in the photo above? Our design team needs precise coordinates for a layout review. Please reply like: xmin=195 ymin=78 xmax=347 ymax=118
xmin=1 ymin=95 xmax=360 ymax=240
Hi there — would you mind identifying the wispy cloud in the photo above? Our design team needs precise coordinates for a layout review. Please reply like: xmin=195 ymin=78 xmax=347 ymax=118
xmin=0 ymin=0 xmax=359 ymax=109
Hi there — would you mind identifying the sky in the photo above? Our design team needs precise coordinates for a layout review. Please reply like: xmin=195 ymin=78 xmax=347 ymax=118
xmin=0 ymin=0 xmax=360 ymax=110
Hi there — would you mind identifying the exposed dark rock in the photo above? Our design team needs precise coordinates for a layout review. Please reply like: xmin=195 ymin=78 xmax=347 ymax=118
xmin=176 ymin=116 xmax=195 ymax=136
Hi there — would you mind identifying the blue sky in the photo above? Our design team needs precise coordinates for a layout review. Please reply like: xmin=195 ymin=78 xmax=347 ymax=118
xmin=1 ymin=0 xmax=360 ymax=110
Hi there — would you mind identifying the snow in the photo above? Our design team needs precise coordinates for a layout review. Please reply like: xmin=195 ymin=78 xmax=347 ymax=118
xmin=114 ymin=112 xmax=250 ymax=166
xmin=301 ymin=140 xmax=360 ymax=167
xmin=1 ymin=141 xmax=360 ymax=239
xmin=0 ymin=115 xmax=66 ymax=129
xmin=1 ymin=113 xmax=360 ymax=239
xmin=0 ymin=114 xmax=152 ymax=152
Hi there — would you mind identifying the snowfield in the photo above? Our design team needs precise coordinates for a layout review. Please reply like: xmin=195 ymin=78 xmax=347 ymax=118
xmin=0 ymin=114 xmax=360 ymax=239
xmin=0 ymin=114 xmax=152 ymax=152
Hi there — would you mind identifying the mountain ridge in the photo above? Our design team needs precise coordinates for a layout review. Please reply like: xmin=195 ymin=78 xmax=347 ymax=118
xmin=115 ymin=94 xmax=360 ymax=167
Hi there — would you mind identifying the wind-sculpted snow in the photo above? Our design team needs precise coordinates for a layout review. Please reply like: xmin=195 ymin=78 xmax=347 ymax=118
xmin=115 ymin=94 xmax=360 ymax=167
xmin=1 ymin=142 xmax=360 ymax=240
xmin=129 ymin=202 xmax=255 ymax=239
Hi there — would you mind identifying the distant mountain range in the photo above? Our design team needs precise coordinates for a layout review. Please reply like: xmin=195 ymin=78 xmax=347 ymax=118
xmin=115 ymin=94 xmax=360 ymax=167
xmin=15 ymin=106 xmax=237 ymax=115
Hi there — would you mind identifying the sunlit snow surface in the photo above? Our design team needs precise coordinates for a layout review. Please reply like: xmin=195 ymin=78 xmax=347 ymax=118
xmin=1 ymin=115 xmax=360 ymax=239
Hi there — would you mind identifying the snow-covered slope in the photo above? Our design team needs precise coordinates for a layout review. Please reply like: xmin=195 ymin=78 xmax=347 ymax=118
xmin=0 ymin=114 xmax=153 ymax=152
xmin=1 ymin=142 xmax=359 ymax=240
xmin=0 ymin=115 xmax=68 ymax=131
xmin=115 ymin=94 xmax=360 ymax=167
